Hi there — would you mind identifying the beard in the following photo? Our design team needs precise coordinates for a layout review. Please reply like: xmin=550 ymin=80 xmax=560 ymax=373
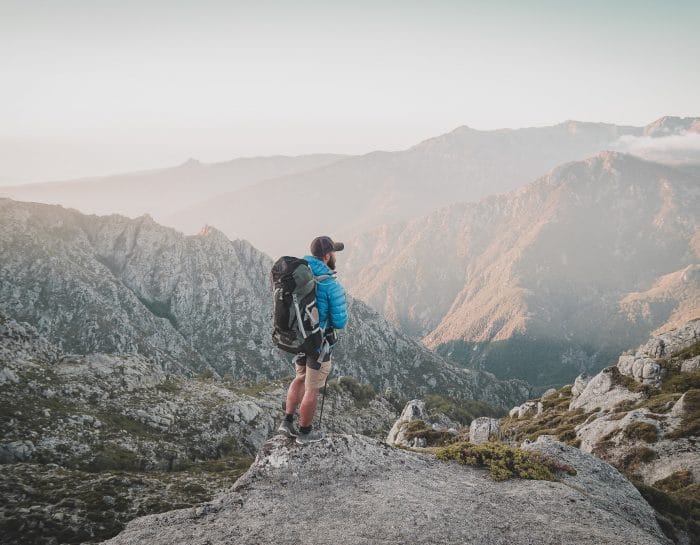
xmin=327 ymin=254 xmax=336 ymax=271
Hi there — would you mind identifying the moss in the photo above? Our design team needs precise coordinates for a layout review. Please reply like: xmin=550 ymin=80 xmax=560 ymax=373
xmin=435 ymin=441 xmax=577 ymax=482
xmin=402 ymin=419 xmax=459 ymax=447
xmin=654 ymin=470 xmax=694 ymax=494
xmin=623 ymin=421 xmax=658 ymax=443
xmin=424 ymin=394 xmax=504 ymax=426
xmin=666 ymin=389 xmax=700 ymax=439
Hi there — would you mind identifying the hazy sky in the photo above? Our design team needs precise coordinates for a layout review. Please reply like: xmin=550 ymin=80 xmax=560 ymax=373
xmin=1 ymin=0 xmax=699 ymax=184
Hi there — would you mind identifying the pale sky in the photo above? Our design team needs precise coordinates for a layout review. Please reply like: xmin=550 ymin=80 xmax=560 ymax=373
xmin=1 ymin=0 xmax=698 ymax=184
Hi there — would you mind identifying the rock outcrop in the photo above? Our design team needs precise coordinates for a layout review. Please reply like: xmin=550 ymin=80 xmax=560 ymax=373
xmin=102 ymin=434 xmax=670 ymax=545
xmin=502 ymin=321 xmax=700 ymax=544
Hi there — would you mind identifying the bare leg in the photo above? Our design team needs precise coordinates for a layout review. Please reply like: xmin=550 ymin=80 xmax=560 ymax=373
xmin=285 ymin=376 xmax=306 ymax=416
xmin=299 ymin=387 xmax=319 ymax=427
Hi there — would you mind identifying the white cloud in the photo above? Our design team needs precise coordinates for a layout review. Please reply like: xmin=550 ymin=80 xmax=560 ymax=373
xmin=613 ymin=132 xmax=700 ymax=165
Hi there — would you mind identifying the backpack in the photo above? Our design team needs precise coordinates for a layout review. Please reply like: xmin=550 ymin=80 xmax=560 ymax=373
xmin=270 ymin=256 xmax=334 ymax=355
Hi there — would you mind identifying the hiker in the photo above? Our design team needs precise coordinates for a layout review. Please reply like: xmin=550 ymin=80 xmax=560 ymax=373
xmin=278 ymin=236 xmax=348 ymax=444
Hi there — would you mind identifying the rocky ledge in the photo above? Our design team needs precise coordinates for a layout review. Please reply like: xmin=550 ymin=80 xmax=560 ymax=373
xmin=102 ymin=434 xmax=669 ymax=545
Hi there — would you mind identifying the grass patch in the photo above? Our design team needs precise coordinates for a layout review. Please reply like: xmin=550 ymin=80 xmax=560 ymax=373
xmin=501 ymin=406 xmax=589 ymax=447
xmin=82 ymin=445 xmax=144 ymax=472
xmin=632 ymin=480 xmax=700 ymax=545
xmin=661 ymin=370 xmax=700 ymax=395
xmin=239 ymin=380 xmax=276 ymax=397
xmin=623 ymin=421 xmax=658 ymax=443
xmin=424 ymin=394 xmax=504 ymax=426
xmin=636 ymin=392 xmax=683 ymax=414
xmin=617 ymin=446 xmax=657 ymax=475
xmin=94 ymin=411 xmax=162 ymax=439
xmin=401 ymin=419 xmax=459 ymax=447
xmin=322 ymin=376 xmax=376 ymax=409
xmin=654 ymin=470 xmax=694 ymax=494
xmin=436 ymin=441 xmax=577 ymax=482
xmin=672 ymin=340 xmax=700 ymax=360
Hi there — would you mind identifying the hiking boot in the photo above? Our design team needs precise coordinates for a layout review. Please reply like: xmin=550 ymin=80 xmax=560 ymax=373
xmin=278 ymin=420 xmax=298 ymax=438
xmin=295 ymin=429 xmax=325 ymax=445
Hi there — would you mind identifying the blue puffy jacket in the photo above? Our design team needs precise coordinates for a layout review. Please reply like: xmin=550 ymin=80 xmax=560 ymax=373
xmin=304 ymin=255 xmax=348 ymax=330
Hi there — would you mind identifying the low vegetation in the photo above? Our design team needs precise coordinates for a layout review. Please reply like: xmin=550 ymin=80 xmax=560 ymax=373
xmin=424 ymin=394 xmax=504 ymax=426
xmin=633 ymin=479 xmax=700 ymax=545
xmin=623 ymin=421 xmax=658 ymax=443
xmin=500 ymin=384 xmax=589 ymax=448
xmin=401 ymin=419 xmax=460 ymax=447
xmin=435 ymin=441 xmax=577 ymax=482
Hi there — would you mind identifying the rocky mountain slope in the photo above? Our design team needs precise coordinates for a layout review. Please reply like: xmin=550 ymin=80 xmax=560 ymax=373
xmin=342 ymin=152 xmax=700 ymax=387
xmin=0 ymin=153 xmax=345 ymax=221
xmin=502 ymin=320 xmax=699 ymax=544
xmin=0 ymin=311 xmax=404 ymax=544
xmin=101 ymin=432 xmax=670 ymax=545
xmin=0 ymin=198 xmax=527 ymax=407
xmin=163 ymin=116 xmax=699 ymax=258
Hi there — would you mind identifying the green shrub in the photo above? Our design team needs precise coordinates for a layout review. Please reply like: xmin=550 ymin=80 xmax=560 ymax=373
xmin=436 ymin=441 xmax=577 ymax=482
xmin=337 ymin=376 xmax=376 ymax=408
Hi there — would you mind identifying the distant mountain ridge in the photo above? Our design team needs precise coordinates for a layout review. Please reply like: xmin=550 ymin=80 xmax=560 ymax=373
xmin=341 ymin=152 xmax=700 ymax=388
xmin=0 ymin=153 xmax=346 ymax=221
xmin=0 ymin=198 xmax=528 ymax=407
xmin=165 ymin=117 xmax=699 ymax=257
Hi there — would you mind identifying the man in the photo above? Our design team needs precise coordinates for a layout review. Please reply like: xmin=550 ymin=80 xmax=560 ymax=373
xmin=278 ymin=235 xmax=348 ymax=444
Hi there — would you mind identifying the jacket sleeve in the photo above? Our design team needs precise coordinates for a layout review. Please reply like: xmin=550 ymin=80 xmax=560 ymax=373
xmin=327 ymin=279 xmax=348 ymax=330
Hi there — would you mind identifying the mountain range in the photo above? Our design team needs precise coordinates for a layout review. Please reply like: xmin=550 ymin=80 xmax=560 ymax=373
xmin=3 ymin=117 xmax=699 ymax=259
xmin=341 ymin=152 xmax=699 ymax=388
xmin=0 ymin=154 xmax=345 ymax=221
xmin=0 ymin=198 xmax=527 ymax=408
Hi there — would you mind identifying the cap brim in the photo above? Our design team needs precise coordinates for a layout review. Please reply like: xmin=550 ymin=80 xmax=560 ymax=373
xmin=333 ymin=242 xmax=344 ymax=252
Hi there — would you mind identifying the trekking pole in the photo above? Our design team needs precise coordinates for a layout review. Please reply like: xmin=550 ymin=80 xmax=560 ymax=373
xmin=318 ymin=369 xmax=332 ymax=429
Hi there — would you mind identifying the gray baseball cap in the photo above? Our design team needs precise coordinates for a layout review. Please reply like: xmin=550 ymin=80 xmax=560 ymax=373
xmin=310 ymin=236 xmax=344 ymax=257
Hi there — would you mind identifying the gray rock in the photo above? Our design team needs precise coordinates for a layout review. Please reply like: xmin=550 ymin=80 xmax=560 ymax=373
xmin=469 ymin=417 xmax=500 ymax=444
xmin=569 ymin=367 xmax=642 ymax=412
xmin=681 ymin=355 xmax=700 ymax=373
xmin=0 ymin=366 xmax=19 ymax=385
xmin=387 ymin=400 xmax=428 ymax=447
xmin=541 ymin=388 xmax=558 ymax=400
xmin=571 ymin=373 xmax=591 ymax=398
xmin=102 ymin=434 xmax=670 ymax=545
xmin=0 ymin=440 xmax=35 ymax=462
